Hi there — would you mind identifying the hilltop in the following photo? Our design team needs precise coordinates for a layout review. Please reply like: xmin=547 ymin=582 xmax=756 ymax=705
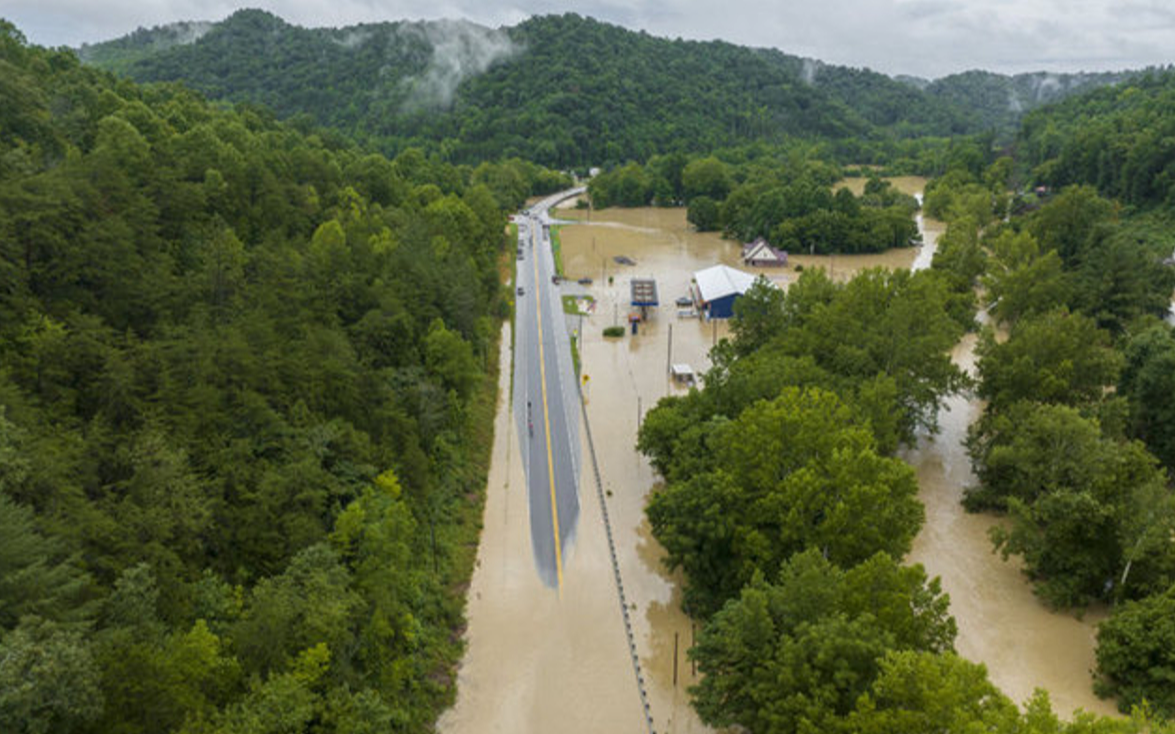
xmin=905 ymin=69 xmax=1159 ymax=134
xmin=77 ymin=10 xmax=970 ymax=165
xmin=77 ymin=10 xmax=1159 ymax=168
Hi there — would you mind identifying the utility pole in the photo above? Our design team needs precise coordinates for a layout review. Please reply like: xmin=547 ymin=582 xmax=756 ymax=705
xmin=666 ymin=322 xmax=673 ymax=374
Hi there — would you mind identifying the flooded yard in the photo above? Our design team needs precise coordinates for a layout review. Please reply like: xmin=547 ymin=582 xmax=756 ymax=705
xmin=444 ymin=181 xmax=1113 ymax=732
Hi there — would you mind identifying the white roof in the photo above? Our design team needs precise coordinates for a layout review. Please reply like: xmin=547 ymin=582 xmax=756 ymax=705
xmin=694 ymin=264 xmax=758 ymax=302
xmin=744 ymin=240 xmax=785 ymax=262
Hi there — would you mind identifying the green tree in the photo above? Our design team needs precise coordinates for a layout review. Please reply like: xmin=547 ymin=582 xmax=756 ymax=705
xmin=424 ymin=318 xmax=479 ymax=398
xmin=187 ymin=646 xmax=328 ymax=734
xmin=1095 ymin=583 xmax=1175 ymax=716
xmin=690 ymin=550 xmax=954 ymax=733
xmin=331 ymin=470 xmax=425 ymax=711
xmin=848 ymin=651 xmax=1021 ymax=734
xmin=233 ymin=544 xmax=360 ymax=678
xmin=0 ymin=619 xmax=103 ymax=734
xmin=931 ymin=215 xmax=987 ymax=286
xmin=982 ymin=228 xmax=1071 ymax=326
xmin=729 ymin=277 xmax=786 ymax=356
xmin=1026 ymin=185 xmax=1115 ymax=265
xmin=0 ymin=492 xmax=91 ymax=629
xmin=970 ymin=403 xmax=1175 ymax=606
xmin=0 ymin=31 xmax=510 ymax=731
xmin=777 ymin=269 xmax=967 ymax=441
xmin=681 ymin=156 xmax=732 ymax=201
xmin=976 ymin=309 xmax=1122 ymax=414
xmin=686 ymin=195 xmax=720 ymax=231
xmin=1120 ymin=325 xmax=1175 ymax=470
xmin=1073 ymin=235 xmax=1175 ymax=335
xmin=648 ymin=388 xmax=924 ymax=615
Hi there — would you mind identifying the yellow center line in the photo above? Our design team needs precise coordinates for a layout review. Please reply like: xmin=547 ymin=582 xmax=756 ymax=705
xmin=532 ymin=222 xmax=565 ymax=593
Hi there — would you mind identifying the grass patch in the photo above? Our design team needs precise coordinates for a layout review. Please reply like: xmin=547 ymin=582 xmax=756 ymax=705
xmin=562 ymin=294 xmax=595 ymax=315
xmin=570 ymin=334 xmax=581 ymax=377
xmin=550 ymin=225 xmax=566 ymax=277
xmin=603 ymin=325 xmax=625 ymax=338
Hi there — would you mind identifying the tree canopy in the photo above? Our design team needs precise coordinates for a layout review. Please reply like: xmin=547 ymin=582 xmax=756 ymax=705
xmin=0 ymin=24 xmax=516 ymax=733
xmin=80 ymin=11 xmax=991 ymax=167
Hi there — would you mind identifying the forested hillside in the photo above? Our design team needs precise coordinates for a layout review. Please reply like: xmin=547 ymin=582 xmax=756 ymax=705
xmin=81 ymin=10 xmax=981 ymax=167
xmin=76 ymin=20 xmax=214 ymax=75
xmin=905 ymin=69 xmax=1148 ymax=134
xmin=0 ymin=20 xmax=548 ymax=732
xmin=1018 ymin=68 xmax=1175 ymax=209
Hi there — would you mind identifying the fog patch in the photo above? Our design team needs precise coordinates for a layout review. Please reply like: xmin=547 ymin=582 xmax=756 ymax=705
xmin=1030 ymin=72 xmax=1063 ymax=97
xmin=78 ymin=19 xmax=212 ymax=60
xmin=799 ymin=57 xmax=820 ymax=84
xmin=332 ymin=28 xmax=373 ymax=49
xmin=166 ymin=21 xmax=213 ymax=46
xmin=397 ymin=19 xmax=519 ymax=112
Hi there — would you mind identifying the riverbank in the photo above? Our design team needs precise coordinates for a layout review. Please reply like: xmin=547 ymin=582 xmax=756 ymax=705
xmin=903 ymin=325 xmax=1115 ymax=717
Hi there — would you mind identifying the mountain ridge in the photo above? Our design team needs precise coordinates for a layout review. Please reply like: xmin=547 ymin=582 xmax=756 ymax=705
xmin=76 ymin=9 xmax=1157 ymax=165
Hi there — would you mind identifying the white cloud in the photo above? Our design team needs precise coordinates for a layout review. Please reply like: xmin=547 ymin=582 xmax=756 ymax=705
xmin=4 ymin=0 xmax=1173 ymax=77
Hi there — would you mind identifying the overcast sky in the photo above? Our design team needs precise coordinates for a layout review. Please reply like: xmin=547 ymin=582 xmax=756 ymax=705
xmin=6 ymin=0 xmax=1174 ymax=78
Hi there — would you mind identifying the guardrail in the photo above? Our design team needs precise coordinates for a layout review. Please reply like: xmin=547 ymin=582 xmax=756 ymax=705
xmin=577 ymin=384 xmax=657 ymax=734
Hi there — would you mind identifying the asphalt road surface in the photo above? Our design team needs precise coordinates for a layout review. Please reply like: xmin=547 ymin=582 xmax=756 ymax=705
xmin=513 ymin=188 xmax=585 ymax=590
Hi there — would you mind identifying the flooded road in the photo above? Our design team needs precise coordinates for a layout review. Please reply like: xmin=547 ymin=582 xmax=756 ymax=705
xmin=439 ymin=321 xmax=648 ymax=734
xmin=444 ymin=182 xmax=1111 ymax=732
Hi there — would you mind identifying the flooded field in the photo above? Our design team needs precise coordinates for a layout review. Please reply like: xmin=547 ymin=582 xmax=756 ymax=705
xmin=445 ymin=181 xmax=1112 ymax=732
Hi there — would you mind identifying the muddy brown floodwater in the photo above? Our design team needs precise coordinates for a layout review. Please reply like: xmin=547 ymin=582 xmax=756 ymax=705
xmin=439 ymin=321 xmax=649 ymax=733
xmin=443 ymin=181 xmax=1114 ymax=733
xmin=903 ymin=326 xmax=1117 ymax=718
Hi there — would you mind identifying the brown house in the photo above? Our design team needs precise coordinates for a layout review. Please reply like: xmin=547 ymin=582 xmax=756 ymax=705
xmin=742 ymin=238 xmax=788 ymax=267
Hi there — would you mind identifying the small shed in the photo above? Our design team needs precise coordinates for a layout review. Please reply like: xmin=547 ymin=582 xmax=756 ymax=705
xmin=691 ymin=264 xmax=758 ymax=319
xmin=742 ymin=238 xmax=788 ymax=267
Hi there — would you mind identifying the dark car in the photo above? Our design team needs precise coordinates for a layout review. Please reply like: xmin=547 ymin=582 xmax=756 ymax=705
xmin=517 ymin=286 xmax=525 ymax=296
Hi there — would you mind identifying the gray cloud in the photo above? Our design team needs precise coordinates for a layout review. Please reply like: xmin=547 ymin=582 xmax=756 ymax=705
xmin=4 ymin=0 xmax=1174 ymax=78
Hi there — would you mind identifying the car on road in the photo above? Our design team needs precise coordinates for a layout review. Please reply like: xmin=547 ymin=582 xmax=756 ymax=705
xmin=517 ymin=286 xmax=525 ymax=296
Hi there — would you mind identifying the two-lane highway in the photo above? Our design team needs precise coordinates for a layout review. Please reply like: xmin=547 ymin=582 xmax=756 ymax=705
xmin=513 ymin=188 xmax=585 ymax=590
